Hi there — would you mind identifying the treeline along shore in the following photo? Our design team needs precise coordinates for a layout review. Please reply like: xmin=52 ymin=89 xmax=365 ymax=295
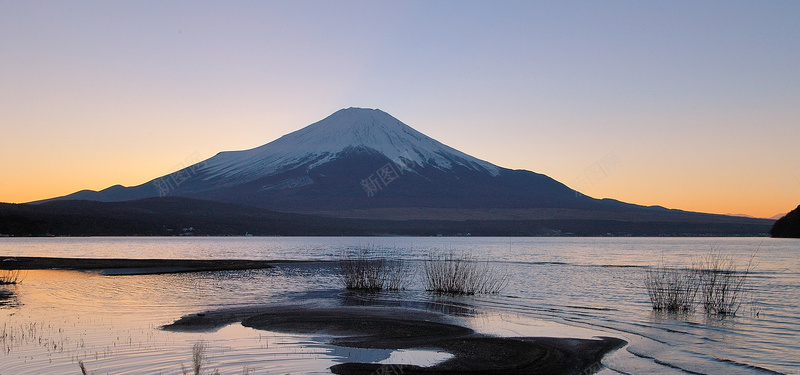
xmin=0 ymin=197 xmax=774 ymax=237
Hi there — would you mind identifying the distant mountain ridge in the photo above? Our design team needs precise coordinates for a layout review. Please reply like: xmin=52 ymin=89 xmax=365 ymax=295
xmin=34 ymin=107 xmax=773 ymax=231
xmin=0 ymin=197 xmax=773 ymax=237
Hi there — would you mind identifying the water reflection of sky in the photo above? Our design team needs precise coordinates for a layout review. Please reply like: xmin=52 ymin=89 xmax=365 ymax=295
xmin=1 ymin=237 xmax=798 ymax=374
xmin=1 ymin=269 xmax=465 ymax=374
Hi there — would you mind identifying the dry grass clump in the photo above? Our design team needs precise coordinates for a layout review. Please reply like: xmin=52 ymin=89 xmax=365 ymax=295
xmin=384 ymin=259 xmax=411 ymax=291
xmin=698 ymin=252 xmax=753 ymax=316
xmin=644 ymin=251 xmax=755 ymax=316
xmin=181 ymin=340 xmax=207 ymax=375
xmin=424 ymin=253 xmax=508 ymax=295
xmin=179 ymin=340 xmax=252 ymax=375
xmin=338 ymin=248 xmax=410 ymax=291
xmin=645 ymin=263 xmax=698 ymax=313
xmin=192 ymin=341 xmax=206 ymax=375
xmin=339 ymin=256 xmax=387 ymax=291
xmin=0 ymin=269 xmax=25 ymax=285
xmin=339 ymin=248 xmax=508 ymax=295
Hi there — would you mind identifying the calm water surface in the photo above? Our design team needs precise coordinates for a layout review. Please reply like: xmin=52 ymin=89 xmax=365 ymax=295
xmin=1 ymin=237 xmax=798 ymax=374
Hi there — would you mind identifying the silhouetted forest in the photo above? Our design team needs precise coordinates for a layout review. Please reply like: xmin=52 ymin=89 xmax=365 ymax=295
xmin=771 ymin=205 xmax=800 ymax=238
xmin=0 ymin=197 xmax=773 ymax=237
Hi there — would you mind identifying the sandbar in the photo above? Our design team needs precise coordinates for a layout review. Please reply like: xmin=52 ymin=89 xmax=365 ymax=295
xmin=0 ymin=256 xmax=276 ymax=275
xmin=165 ymin=305 xmax=626 ymax=375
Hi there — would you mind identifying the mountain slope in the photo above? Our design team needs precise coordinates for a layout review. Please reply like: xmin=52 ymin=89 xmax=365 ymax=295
xmin=40 ymin=108 xmax=586 ymax=215
xmin=199 ymin=107 xmax=499 ymax=184
xmin=35 ymin=107 xmax=770 ymax=228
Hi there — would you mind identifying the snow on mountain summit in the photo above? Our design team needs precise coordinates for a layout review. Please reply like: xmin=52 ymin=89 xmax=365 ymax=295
xmin=198 ymin=108 xmax=500 ymax=182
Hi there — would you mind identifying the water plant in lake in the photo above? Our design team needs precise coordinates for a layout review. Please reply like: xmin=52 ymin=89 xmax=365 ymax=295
xmin=644 ymin=261 xmax=699 ymax=313
xmin=0 ymin=269 xmax=24 ymax=285
xmin=339 ymin=256 xmax=386 ymax=291
xmin=193 ymin=340 xmax=207 ymax=375
xmin=645 ymin=251 xmax=754 ymax=316
xmin=698 ymin=252 xmax=754 ymax=316
xmin=179 ymin=340 xmax=253 ymax=375
xmin=424 ymin=253 xmax=508 ymax=295
xmin=338 ymin=248 xmax=409 ymax=291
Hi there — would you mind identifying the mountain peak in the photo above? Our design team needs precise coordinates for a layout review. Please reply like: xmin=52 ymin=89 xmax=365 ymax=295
xmin=198 ymin=108 xmax=500 ymax=182
xmin=322 ymin=107 xmax=414 ymax=140
xmin=287 ymin=107 xmax=414 ymax=149
xmin=338 ymin=106 xmax=388 ymax=115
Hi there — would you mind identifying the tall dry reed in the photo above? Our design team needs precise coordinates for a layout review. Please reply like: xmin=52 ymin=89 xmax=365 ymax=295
xmin=644 ymin=251 xmax=755 ymax=316
xmin=338 ymin=248 xmax=410 ymax=291
xmin=424 ymin=253 xmax=508 ymax=295
xmin=0 ymin=269 xmax=24 ymax=285
xmin=644 ymin=263 xmax=698 ymax=313
xmin=698 ymin=252 xmax=753 ymax=316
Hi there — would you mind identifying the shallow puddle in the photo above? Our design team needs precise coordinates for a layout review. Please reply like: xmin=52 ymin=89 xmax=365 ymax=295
xmin=463 ymin=311 xmax=611 ymax=338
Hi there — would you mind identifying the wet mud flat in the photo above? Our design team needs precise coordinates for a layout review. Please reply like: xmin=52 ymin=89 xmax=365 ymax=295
xmin=165 ymin=305 xmax=626 ymax=375
xmin=0 ymin=256 xmax=276 ymax=275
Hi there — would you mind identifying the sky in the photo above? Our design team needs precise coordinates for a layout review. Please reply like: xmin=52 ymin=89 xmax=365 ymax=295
xmin=1 ymin=1 xmax=799 ymax=219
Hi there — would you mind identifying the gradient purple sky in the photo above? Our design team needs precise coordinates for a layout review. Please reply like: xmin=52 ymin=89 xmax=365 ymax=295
xmin=2 ymin=1 xmax=799 ymax=218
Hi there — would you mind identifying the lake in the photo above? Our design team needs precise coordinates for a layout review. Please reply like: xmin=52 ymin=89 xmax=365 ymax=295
xmin=1 ymin=237 xmax=798 ymax=374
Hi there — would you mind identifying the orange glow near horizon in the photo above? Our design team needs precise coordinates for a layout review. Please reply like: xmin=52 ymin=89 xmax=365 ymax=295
xmin=2 ymin=144 xmax=796 ymax=219
xmin=1 ymin=2 xmax=798 ymax=220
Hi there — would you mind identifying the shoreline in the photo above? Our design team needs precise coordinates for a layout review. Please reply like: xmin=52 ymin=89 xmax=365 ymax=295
xmin=165 ymin=305 xmax=627 ymax=375
xmin=0 ymin=256 xmax=281 ymax=275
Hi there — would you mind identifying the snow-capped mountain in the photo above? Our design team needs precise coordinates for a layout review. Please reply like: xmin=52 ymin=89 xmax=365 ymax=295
xmin=37 ymin=107 xmax=622 ymax=217
xmin=30 ymin=107 xmax=774 ymax=231
xmin=41 ymin=107 xmax=724 ymax=222
xmin=199 ymin=108 xmax=499 ymax=185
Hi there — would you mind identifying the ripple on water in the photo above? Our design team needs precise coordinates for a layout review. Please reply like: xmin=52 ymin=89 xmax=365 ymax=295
xmin=2 ymin=237 xmax=799 ymax=374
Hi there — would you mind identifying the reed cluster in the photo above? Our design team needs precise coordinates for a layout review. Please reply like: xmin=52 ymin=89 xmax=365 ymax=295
xmin=0 ymin=269 xmax=24 ymax=285
xmin=697 ymin=252 xmax=752 ymax=316
xmin=339 ymin=256 xmax=388 ymax=291
xmin=337 ymin=248 xmax=507 ymax=295
xmin=645 ymin=264 xmax=698 ymax=313
xmin=338 ymin=249 xmax=409 ymax=291
xmin=423 ymin=253 xmax=508 ymax=295
xmin=644 ymin=252 xmax=754 ymax=316
xmin=175 ymin=340 xmax=251 ymax=375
